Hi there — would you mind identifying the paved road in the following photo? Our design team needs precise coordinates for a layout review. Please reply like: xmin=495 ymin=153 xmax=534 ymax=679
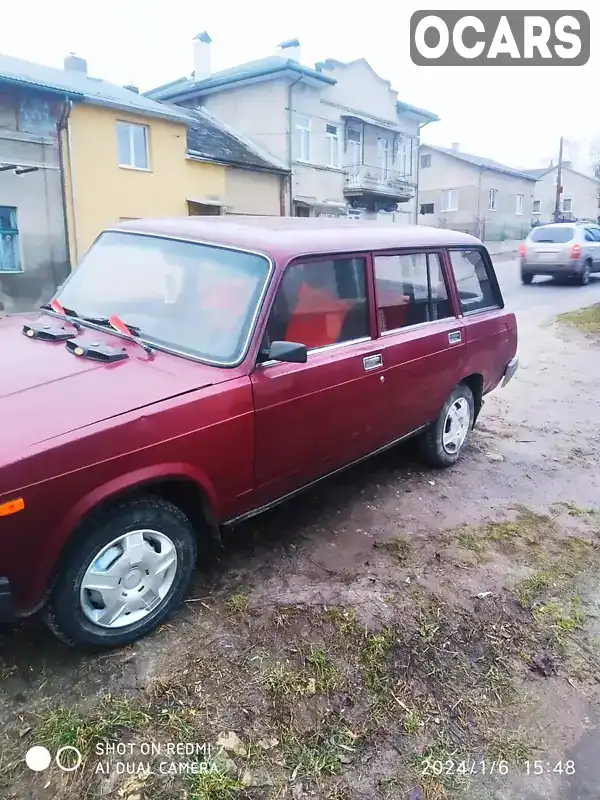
xmin=495 ymin=257 xmax=600 ymax=317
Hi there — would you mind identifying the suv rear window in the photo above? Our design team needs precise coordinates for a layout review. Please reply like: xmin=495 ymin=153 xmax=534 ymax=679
xmin=529 ymin=226 xmax=575 ymax=243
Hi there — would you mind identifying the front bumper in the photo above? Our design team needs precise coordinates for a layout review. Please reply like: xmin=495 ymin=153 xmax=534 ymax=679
xmin=0 ymin=577 xmax=15 ymax=622
xmin=502 ymin=356 xmax=519 ymax=388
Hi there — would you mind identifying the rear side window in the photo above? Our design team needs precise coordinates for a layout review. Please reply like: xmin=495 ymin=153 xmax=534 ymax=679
xmin=374 ymin=252 xmax=453 ymax=331
xmin=266 ymin=257 xmax=369 ymax=350
xmin=529 ymin=226 xmax=574 ymax=243
xmin=449 ymin=249 xmax=499 ymax=313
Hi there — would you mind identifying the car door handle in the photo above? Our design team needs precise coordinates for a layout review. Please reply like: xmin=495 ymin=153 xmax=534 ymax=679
xmin=448 ymin=331 xmax=462 ymax=344
xmin=363 ymin=354 xmax=383 ymax=371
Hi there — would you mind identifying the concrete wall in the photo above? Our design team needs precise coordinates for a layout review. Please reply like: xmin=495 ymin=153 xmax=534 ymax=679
xmin=0 ymin=87 xmax=69 ymax=312
xmin=418 ymin=147 xmax=536 ymax=238
xmin=225 ymin=167 xmax=283 ymax=215
xmin=201 ymin=81 xmax=289 ymax=163
xmin=533 ymin=167 xmax=600 ymax=222
xmin=64 ymin=103 xmax=227 ymax=261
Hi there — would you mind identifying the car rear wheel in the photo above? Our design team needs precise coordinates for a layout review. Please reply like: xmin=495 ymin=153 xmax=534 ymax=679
xmin=578 ymin=260 xmax=591 ymax=286
xmin=417 ymin=384 xmax=475 ymax=468
xmin=521 ymin=271 xmax=534 ymax=285
xmin=44 ymin=496 xmax=197 ymax=648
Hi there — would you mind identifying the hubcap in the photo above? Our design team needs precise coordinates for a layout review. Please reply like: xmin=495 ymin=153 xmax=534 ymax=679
xmin=442 ymin=398 xmax=471 ymax=454
xmin=80 ymin=530 xmax=178 ymax=629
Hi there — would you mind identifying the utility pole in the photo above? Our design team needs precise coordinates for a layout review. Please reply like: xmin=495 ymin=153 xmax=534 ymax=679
xmin=553 ymin=136 xmax=564 ymax=223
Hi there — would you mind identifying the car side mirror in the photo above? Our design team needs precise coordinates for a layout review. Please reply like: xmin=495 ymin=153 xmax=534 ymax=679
xmin=264 ymin=340 xmax=308 ymax=363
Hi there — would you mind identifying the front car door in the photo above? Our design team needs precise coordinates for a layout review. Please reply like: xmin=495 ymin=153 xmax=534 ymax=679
xmin=372 ymin=249 xmax=467 ymax=440
xmin=250 ymin=253 xmax=387 ymax=507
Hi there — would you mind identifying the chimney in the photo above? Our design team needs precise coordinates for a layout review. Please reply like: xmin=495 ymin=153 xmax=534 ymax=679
xmin=124 ymin=84 xmax=139 ymax=94
xmin=451 ymin=142 xmax=460 ymax=151
xmin=64 ymin=53 xmax=87 ymax=74
xmin=193 ymin=31 xmax=212 ymax=80
xmin=277 ymin=38 xmax=301 ymax=63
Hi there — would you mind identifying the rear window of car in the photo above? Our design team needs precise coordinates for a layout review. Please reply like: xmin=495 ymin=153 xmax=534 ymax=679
xmin=529 ymin=226 xmax=575 ymax=243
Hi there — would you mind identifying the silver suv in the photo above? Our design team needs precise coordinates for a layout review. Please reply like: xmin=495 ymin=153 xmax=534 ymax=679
xmin=520 ymin=223 xmax=600 ymax=286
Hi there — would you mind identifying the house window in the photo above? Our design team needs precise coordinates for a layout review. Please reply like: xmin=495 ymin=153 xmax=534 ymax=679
xmin=420 ymin=203 xmax=434 ymax=215
xmin=441 ymin=189 xmax=458 ymax=212
xmin=0 ymin=206 xmax=21 ymax=272
xmin=516 ymin=194 xmax=524 ymax=215
xmin=346 ymin=127 xmax=362 ymax=171
xmin=117 ymin=121 xmax=149 ymax=170
xmin=533 ymin=200 xmax=541 ymax=214
xmin=562 ymin=197 xmax=572 ymax=213
xmin=396 ymin=136 xmax=410 ymax=175
xmin=488 ymin=188 xmax=498 ymax=212
xmin=420 ymin=153 xmax=431 ymax=169
xmin=377 ymin=137 xmax=389 ymax=178
xmin=266 ymin=257 xmax=369 ymax=349
xmin=449 ymin=249 xmax=500 ymax=313
xmin=295 ymin=115 xmax=311 ymax=162
xmin=374 ymin=252 xmax=452 ymax=331
xmin=326 ymin=124 xmax=341 ymax=168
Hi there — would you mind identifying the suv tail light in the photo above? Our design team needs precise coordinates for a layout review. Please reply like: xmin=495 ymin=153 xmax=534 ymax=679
xmin=570 ymin=244 xmax=582 ymax=259
xmin=519 ymin=243 xmax=526 ymax=257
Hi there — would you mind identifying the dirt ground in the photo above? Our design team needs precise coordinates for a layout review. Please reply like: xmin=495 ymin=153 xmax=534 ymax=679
xmin=2 ymin=303 xmax=600 ymax=800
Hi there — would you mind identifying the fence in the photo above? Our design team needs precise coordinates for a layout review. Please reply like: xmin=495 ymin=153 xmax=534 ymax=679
xmin=434 ymin=217 xmax=533 ymax=243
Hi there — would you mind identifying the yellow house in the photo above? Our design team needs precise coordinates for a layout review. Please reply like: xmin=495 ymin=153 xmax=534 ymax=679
xmin=0 ymin=50 xmax=289 ymax=310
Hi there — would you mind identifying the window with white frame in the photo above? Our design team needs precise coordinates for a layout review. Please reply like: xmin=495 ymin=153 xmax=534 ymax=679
xmin=562 ymin=197 xmax=572 ymax=213
xmin=440 ymin=189 xmax=458 ymax=212
xmin=117 ymin=121 xmax=149 ymax=169
xmin=396 ymin=135 xmax=410 ymax=176
xmin=420 ymin=153 xmax=431 ymax=169
xmin=533 ymin=199 xmax=541 ymax=214
xmin=346 ymin=127 xmax=362 ymax=172
xmin=515 ymin=194 xmax=524 ymax=215
xmin=377 ymin=137 xmax=389 ymax=178
xmin=295 ymin=115 xmax=311 ymax=162
xmin=488 ymin=188 xmax=498 ymax=212
xmin=325 ymin=124 xmax=341 ymax=168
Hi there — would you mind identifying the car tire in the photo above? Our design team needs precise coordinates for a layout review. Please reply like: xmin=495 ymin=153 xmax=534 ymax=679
xmin=521 ymin=272 xmax=534 ymax=285
xmin=417 ymin=384 xmax=475 ymax=469
xmin=43 ymin=496 xmax=197 ymax=648
xmin=578 ymin=260 xmax=591 ymax=286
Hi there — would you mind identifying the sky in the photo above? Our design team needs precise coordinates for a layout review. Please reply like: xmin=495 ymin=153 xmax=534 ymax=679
xmin=1 ymin=0 xmax=598 ymax=173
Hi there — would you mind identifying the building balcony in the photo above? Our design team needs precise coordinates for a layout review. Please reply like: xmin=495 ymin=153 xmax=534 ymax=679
xmin=343 ymin=164 xmax=415 ymax=204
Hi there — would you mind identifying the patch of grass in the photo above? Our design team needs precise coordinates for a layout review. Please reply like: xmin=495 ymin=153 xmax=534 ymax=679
xmin=263 ymin=662 xmax=306 ymax=700
xmin=514 ymin=570 xmax=557 ymax=608
xmin=403 ymin=708 xmax=423 ymax=735
xmin=486 ymin=736 xmax=533 ymax=764
xmin=187 ymin=761 xmax=245 ymax=800
xmin=558 ymin=304 xmax=600 ymax=335
xmin=533 ymin=599 xmax=585 ymax=643
xmin=456 ymin=529 xmax=487 ymax=554
xmin=305 ymin=648 xmax=340 ymax=693
xmin=226 ymin=594 xmax=250 ymax=614
xmin=37 ymin=696 xmax=150 ymax=763
xmin=361 ymin=628 xmax=395 ymax=692
xmin=376 ymin=535 xmax=412 ymax=562
xmin=282 ymin=726 xmax=357 ymax=780
xmin=320 ymin=607 xmax=362 ymax=638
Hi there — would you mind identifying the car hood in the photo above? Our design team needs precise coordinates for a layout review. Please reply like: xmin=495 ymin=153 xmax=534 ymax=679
xmin=0 ymin=313 xmax=228 ymax=452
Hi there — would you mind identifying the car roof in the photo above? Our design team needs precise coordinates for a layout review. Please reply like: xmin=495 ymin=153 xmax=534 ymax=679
xmin=108 ymin=216 xmax=482 ymax=261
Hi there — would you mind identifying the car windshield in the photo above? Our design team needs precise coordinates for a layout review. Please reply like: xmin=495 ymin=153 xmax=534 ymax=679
xmin=54 ymin=231 xmax=271 ymax=365
xmin=529 ymin=226 xmax=575 ymax=244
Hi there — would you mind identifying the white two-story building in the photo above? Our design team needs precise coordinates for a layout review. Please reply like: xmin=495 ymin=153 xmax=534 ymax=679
xmin=147 ymin=35 xmax=439 ymax=223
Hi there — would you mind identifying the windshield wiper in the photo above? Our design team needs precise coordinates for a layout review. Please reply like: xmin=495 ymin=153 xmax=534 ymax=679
xmin=40 ymin=300 xmax=83 ymax=330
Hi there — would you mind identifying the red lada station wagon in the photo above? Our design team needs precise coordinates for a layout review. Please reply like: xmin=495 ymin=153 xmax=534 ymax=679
xmin=0 ymin=217 xmax=518 ymax=648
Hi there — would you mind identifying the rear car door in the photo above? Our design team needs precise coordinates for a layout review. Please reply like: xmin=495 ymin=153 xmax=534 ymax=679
xmin=448 ymin=247 xmax=512 ymax=394
xmin=373 ymin=249 xmax=467 ymax=440
xmin=250 ymin=254 xmax=387 ymax=506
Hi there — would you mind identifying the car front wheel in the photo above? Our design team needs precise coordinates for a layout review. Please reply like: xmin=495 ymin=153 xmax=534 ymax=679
xmin=578 ymin=260 xmax=591 ymax=286
xmin=418 ymin=384 xmax=475 ymax=468
xmin=44 ymin=496 xmax=197 ymax=648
